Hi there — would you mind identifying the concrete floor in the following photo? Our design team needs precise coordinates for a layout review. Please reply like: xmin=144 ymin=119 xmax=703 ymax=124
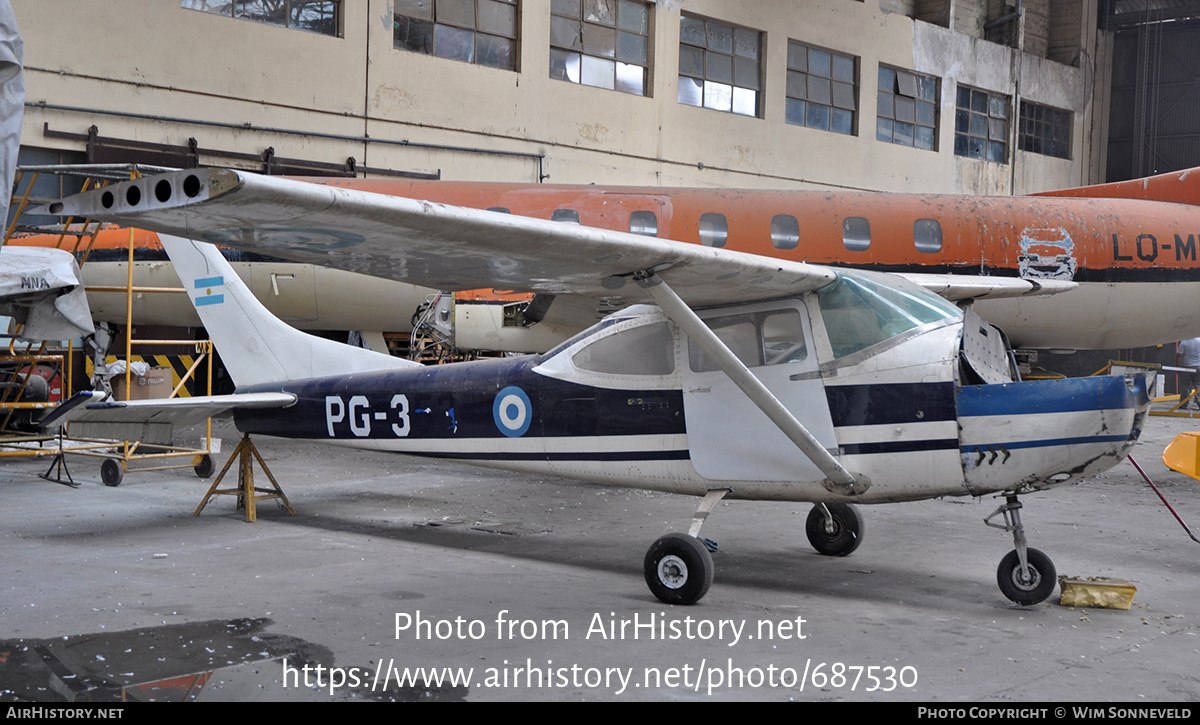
xmin=1 ymin=413 xmax=1199 ymax=702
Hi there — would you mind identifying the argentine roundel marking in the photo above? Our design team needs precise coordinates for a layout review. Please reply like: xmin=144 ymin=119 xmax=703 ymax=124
xmin=493 ymin=386 xmax=531 ymax=437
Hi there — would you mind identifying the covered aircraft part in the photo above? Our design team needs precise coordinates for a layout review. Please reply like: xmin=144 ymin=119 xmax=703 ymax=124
xmin=0 ymin=245 xmax=94 ymax=340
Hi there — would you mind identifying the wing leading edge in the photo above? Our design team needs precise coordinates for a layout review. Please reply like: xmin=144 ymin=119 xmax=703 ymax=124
xmin=42 ymin=169 xmax=837 ymax=308
xmin=43 ymin=168 xmax=1076 ymax=305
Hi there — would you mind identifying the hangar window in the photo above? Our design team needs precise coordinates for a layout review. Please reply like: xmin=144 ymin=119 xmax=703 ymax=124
xmin=877 ymin=65 xmax=938 ymax=151
xmin=393 ymin=0 xmax=519 ymax=71
xmin=698 ymin=213 xmax=728 ymax=247
xmin=678 ymin=14 xmax=762 ymax=117
xmin=629 ymin=210 xmax=658 ymax=236
xmin=182 ymin=1 xmax=341 ymax=36
xmin=1019 ymin=101 xmax=1071 ymax=160
xmin=550 ymin=0 xmax=652 ymax=96
xmin=785 ymin=41 xmax=857 ymax=136
xmin=770 ymin=215 xmax=800 ymax=250
xmin=955 ymin=85 xmax=1009 ymax=163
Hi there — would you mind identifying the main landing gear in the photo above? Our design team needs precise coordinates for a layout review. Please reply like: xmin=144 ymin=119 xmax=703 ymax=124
xmin=805 ymin=502 xmax=865 ymax=556
xmin=985 ymin=493 xmax=1057 ymax=605
xmin=643 ymin=494 xmax=870 ymax=605
xmin=644 ymin=489 xmax=726 ymax=605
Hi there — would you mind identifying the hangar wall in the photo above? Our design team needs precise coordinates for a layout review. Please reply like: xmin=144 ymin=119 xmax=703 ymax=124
xmin=12 ymin=0 xmax=1108 ymax=194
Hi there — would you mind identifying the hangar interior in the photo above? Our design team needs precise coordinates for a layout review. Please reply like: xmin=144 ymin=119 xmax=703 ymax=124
xmin=5 ymin=0 xmax=1200 ymax=405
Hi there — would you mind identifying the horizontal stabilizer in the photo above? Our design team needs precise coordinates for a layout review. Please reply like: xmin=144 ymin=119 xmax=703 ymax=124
xmin=1034 ymin=166 xmax=1200 ymax=206
xmin=40 ymin=390 xmax=297 ymax=430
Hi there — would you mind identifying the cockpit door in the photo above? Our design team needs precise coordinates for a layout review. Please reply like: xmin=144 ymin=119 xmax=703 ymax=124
xmin=682 ymin=299 xmax=836 ymax=481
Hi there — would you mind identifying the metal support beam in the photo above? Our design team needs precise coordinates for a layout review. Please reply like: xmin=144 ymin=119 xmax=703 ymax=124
xmin=635 ymin=272 xmax=866 ymax=495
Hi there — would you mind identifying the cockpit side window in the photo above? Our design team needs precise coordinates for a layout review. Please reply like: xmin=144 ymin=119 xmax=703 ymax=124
xmin=817 ymin=271 xmax=960 ymax=358
xmin=571 ymin=321 xmax=675 ymax=376
xmin=688 ymin=308 xmax=808 ymax=372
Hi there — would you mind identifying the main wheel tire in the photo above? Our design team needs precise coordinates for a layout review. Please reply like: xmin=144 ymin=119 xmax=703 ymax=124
xmin=805 ymin=503 xmax=865 ymax=556
xmin=100 ymin=458 xmax=124 ymax=487
xmin=644 ymin=533 xmax=714 ymax=605
xmin=997 ymin=548 xmax=1056 ymax=605
xmin=194 ymin=454 xmax=215 ymax=479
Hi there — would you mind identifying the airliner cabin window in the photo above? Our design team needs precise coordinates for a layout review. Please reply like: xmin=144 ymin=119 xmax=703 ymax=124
xmin=629 ymin=210 xmax=658 ymax=236
xmin=914 ymin=218 xmax=942 ymax=253
xmin=771 ymin=214 xmax=800 ymax=250
xmin=699 ymin=213 xmax=728 ymax=247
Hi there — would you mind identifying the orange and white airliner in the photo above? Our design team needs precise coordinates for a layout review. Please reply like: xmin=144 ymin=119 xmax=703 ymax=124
xmin=32 ymin=166 xmax=1200 ymax=353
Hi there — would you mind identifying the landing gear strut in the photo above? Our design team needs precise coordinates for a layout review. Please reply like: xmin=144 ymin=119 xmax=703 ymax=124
xmin=985 ymin=494 xmax=1057 ymax=605
xmin=643 ymin=489 xmax=727 ymax=605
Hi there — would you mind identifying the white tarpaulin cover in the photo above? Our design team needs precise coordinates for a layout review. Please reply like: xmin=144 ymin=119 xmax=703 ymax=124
xmin=0 ymin=246 xmax=94 ymax=339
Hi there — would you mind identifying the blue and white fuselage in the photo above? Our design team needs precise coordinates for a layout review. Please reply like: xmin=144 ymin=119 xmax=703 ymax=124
xmin=235 ymin=298 xmax=1149 ymax=505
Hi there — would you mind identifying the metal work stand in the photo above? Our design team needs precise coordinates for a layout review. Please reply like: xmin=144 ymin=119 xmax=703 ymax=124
xmin=194 ymin=434 xmax=294 ymax=522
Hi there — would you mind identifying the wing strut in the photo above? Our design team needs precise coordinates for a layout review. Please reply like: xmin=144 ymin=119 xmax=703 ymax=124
xmin=635 ymin=272 xmax=867 ymax=495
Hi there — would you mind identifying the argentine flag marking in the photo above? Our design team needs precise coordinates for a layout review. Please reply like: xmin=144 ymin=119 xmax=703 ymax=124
xmin=194 ymin=276 xmax=225 ymax=306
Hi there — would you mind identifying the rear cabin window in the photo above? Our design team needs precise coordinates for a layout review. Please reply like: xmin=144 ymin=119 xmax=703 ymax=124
xmin=572 ymin=322 xmax=675 ymax=376
xmin=552 ymin=209 xmax=581 ymax=223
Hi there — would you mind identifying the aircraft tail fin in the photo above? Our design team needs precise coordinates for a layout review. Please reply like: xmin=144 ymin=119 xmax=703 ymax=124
xmin=1034 ymin=167 xmax=1200 ymax=205
xmin=160 ymin=234 xmax=418 ymax=389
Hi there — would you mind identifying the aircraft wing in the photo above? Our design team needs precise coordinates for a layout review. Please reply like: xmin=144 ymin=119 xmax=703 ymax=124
xmin=898 ymin=273 xmax=1077 ymax=301
xmin=42 ymin=169 xmax=837 ymax=307
xmin=39 ymin=390 xmax=298 ymax=430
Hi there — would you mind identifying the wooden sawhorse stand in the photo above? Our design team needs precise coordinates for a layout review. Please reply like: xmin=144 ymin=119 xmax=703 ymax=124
xmin=195 ymin=434 xmax=295 ymax=522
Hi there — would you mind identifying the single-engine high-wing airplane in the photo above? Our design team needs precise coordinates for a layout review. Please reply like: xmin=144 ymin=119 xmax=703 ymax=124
xmin=40 ymin=170 xmax=1153 ymax=606
xmin=39 ymin=166 xmax=1200 ymax=352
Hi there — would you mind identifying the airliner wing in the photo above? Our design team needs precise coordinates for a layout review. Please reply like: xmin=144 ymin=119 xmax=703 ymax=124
xmin=898 ymin=273 xmax=1077 ymax=301
xmin=42 ymin=169 xmax=836 ymax=307
xmin=39 ymin=390 xmax=297 ymax=430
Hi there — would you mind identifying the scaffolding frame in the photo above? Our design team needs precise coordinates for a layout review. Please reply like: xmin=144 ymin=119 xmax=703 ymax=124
xmin=2 ymin=164 xmax=217 ymax=484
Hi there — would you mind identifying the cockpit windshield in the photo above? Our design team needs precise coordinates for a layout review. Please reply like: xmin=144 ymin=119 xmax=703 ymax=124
xmin=817 ymin=269 xmax=962 ymax=358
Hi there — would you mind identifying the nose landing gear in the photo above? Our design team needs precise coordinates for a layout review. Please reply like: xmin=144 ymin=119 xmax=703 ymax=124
xmin=986 ymin=493 xmax=1057 ymax=605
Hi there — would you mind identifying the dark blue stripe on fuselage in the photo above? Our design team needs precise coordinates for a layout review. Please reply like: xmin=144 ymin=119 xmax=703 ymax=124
xmin=840 ymin=439 xmax=960 ymax=455
xmin=825 ymin=381 xmax=956 ymax=427
xmin=234 ymin=355 xmax=687 ymax=442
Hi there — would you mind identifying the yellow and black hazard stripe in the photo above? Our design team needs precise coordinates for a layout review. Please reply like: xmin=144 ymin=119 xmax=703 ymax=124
xmin=84 ymin=355 xmax=204 ymax=397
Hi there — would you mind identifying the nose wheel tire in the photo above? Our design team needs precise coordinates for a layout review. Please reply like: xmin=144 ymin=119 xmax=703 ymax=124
xmin=997 ymin=548 xmax=1056 ymax=605
xmin=805 ymin=503 xmax=864 ymax=556
xmin=644 ymin=533 xmax=714 ymax=605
